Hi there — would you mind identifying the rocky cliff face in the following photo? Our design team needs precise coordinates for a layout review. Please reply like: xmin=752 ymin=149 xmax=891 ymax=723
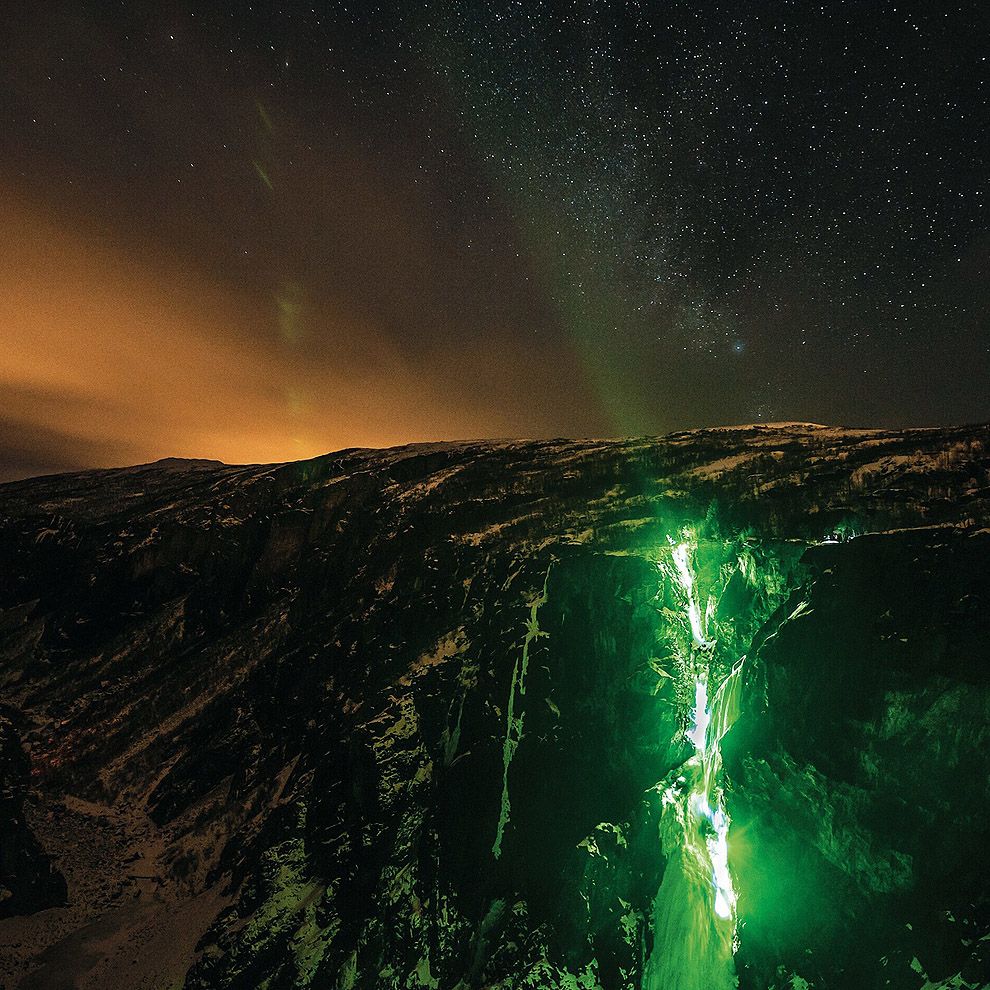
xmin=0 ymin=425 xmax=987 ymax=990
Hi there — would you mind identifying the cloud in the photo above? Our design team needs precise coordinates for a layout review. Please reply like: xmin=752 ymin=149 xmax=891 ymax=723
xmin=0 ymin=191 xmax=601 ymax=481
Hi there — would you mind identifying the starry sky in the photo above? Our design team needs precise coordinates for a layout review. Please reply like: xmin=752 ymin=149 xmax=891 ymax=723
xmin=2 ymin=1 xmax=987 ymax=480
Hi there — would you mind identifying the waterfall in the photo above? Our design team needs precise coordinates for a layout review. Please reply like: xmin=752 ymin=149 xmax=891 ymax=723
xmin=643 ymin=539 xmax=746 ymax=990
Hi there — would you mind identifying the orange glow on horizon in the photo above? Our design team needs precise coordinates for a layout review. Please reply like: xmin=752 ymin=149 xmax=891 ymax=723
xmin=0 ymin=190 xmax=573 ymax=479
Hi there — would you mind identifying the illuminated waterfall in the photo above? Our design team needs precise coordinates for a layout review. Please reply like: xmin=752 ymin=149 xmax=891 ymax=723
xmin=671 ymin=540 xmax=714 ymax=650
xmin=642 ymin=538 xmax=744 ymax=990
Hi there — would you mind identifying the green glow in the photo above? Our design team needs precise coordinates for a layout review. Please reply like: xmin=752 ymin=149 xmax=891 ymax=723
xmin=658 ymin=663 xmax=741 ymax=932
xmin=671 ymin=538 xmax=714 ymax=649
xmin=492 ymin=565 xmax=551 ymax=859
xmin=257 ymin=100 xmax=275 ymax=134
xmin=643 ymin=532 xmax=746 ymax=990
xmin=689 ymin=670 xmax=741 ymax=923
xmin=253 ymin=159 xmax=273 ymax=191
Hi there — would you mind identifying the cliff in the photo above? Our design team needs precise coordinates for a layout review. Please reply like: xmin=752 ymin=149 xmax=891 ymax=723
xmin=0 ymin=424 xmax=987 ymax=989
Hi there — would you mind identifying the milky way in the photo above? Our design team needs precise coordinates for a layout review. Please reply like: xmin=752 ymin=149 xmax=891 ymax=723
xmin=1 ymin=2 xmax=987 ymax=478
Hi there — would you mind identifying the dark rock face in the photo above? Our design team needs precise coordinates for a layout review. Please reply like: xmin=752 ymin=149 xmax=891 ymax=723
xmin=0 ymin=425 xmax=987 ymax=989
xmin=0 ymin=713 xmax=67 ymax=917
xmin=727 ymin=530 xmax=990 ymax=990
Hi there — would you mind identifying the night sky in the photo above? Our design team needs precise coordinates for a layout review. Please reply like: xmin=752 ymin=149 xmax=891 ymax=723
xmin=2 ymin=1 xmax=987 ymax=480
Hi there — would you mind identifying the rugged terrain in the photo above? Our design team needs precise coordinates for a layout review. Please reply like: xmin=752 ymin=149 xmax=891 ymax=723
xmin=0 ymin=423 xmax=987 ymax=990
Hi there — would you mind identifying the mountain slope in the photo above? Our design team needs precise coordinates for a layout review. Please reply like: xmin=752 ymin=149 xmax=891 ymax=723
xmin=0 ymin=424 xmax=987 ymax=990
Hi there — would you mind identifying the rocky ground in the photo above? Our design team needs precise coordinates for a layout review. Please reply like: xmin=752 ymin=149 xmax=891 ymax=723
xmin=0 ymin=423 xmax=987 ymax=989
